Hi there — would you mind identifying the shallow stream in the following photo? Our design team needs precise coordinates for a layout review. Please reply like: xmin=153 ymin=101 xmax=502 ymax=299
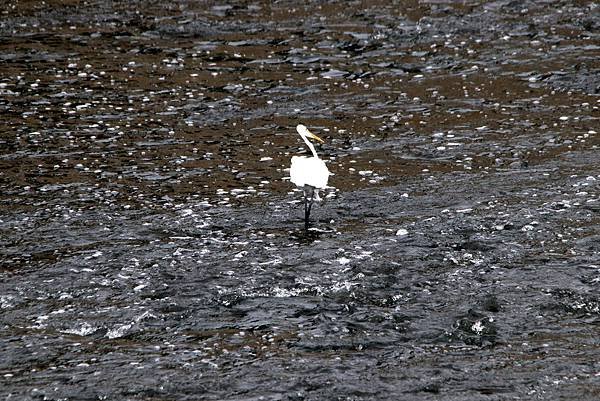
xmin=1 ymin=1 xmax=600 ymax=399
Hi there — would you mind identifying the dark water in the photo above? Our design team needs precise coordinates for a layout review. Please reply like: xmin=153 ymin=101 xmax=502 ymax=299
xmin=1 ymin=1 xmax=600 ymax=399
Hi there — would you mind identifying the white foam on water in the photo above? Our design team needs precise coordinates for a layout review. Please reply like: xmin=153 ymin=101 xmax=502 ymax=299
xmin=61 ymin=322 xmax=98 ymax=336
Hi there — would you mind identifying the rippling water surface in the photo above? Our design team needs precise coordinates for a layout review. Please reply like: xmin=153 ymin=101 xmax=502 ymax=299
xmin=1 ymin=1 xmax=600 ymax=399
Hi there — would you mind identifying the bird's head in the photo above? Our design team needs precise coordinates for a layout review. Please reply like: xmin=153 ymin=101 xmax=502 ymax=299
xmin=296 ymin=124 xmax=324 ymax=143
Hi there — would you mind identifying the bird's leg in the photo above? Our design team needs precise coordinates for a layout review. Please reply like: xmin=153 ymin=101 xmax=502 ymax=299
xmin=304 ymin=186 xmax=314 ymax=231
xmin=303 ymin=188 xmax=309 ymax=231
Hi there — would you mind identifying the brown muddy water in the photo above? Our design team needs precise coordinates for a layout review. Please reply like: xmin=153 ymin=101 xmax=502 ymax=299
xmin=1 ymin=1 xmax=600 ymax=400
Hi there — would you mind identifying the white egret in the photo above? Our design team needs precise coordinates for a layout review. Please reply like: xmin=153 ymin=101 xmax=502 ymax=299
xmin=290 ymin=124 xmax=330 ymax=230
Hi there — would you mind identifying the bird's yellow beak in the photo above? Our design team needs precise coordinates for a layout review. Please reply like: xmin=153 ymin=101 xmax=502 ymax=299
xmin=306 ymin=129 xmax=325 ymax=143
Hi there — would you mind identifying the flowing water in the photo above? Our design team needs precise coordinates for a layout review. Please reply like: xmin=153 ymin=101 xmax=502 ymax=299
xmin=1 ymin=1 xmax=600 ymax=399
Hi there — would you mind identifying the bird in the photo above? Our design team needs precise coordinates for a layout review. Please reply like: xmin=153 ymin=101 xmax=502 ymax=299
xmin=290 ymin=124 xmax=330 ymax=231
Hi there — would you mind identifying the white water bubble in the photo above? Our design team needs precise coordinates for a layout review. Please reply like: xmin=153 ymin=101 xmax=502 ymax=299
xmin=395 ymin=228 xmax=409 ymax=236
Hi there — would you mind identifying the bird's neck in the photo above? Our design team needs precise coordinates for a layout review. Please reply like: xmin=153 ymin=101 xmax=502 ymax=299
xmin=302 ymin=135 xmax=318 ymax=158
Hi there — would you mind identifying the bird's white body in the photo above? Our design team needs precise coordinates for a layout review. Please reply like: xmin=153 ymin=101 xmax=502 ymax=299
xmin=290 ymin=124 xmax=330 ymax=191
xmin=290 ymin=156 xmax=329 ymax=189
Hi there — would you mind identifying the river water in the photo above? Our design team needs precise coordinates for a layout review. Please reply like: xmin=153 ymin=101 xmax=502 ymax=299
xmin=1 ymin=1 xmax=600 ymax=399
